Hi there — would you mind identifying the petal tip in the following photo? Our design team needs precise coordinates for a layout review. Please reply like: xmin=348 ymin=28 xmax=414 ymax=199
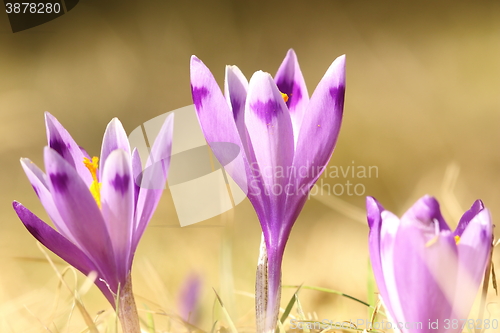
xmin=366 ymin=196 xmax=384 ymax=228
xmin=190 ymin=55 xmax=203 ymax=67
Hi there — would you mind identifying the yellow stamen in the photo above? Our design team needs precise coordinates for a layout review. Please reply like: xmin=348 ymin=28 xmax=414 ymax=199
xmin=281 ymin=92 xmax=289 ymax=103
xmin=83 ymin=156 xmax=101 ymax=208
xmin=454 ymin=235 xmax=460 ymax=245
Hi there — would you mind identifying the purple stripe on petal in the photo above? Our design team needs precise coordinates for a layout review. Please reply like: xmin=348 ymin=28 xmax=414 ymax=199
xmin=274 ymin=49 xmax=310 ymax=142
xmin=101 ymin=149 xmax=134 ymax=281
xmin=49 ymin=138 xmax=71 ymax=160
xmin=230 ymin=96 xmax=242 ymax=119
xmin=20 ymin=158 xmax=75 ymax=242
xmin=111 ymin=174 xmax=130 ymax=195
xmin=191 ymin=85 xmax=209 ymax=110
xmin=49 ymin=172 xmax=69 ymax=193
xmin=45 ymin=113 xmax=93 ymax=186
xmin=275 ymin=79 xmax=303 ymax=110
xmin=250 ymin=100 xmax=283 ymax=124
xmin=329 ymin=84 xmax=345 ymax=113
xmin=32 ymin=185 xmax=39 ymax=197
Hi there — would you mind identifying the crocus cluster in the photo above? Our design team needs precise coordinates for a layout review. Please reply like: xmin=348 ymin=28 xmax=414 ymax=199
xmin=14 ymin=112 xmax=173 ymax=333
xmin=12 ymin=51 xmax=494 ymax=333
xmin=367 ymin=195 xmax=492 ymax=333
xmin=190 ymin=49 xmax=345 ymax=332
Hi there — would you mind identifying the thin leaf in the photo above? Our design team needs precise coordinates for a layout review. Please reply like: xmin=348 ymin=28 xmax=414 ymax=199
xmin=283 ymin=285 xmax=372 ymax=308
xmin=213 ymin=288 xmax=238 ymax=333
xmin=210 ymin=320 xmax=218 ymax=333
xmin=280 ymin=284 xmax=302 ymax=324
xmin=294 ymin=294 xmax=310 ymax=333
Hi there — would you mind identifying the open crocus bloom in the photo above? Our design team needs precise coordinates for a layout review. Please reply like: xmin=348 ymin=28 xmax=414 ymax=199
xmin=191 ymin=49 xmax=345 ymax=332
xmin=13 ymin=112 xmax=173 ymax=307
xmin=367 ymin=195 xmax=492 ymax=333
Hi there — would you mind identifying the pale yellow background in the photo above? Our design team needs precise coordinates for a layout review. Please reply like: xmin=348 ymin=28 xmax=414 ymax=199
xmin=0 ymin=1 xmax=499 ymax=332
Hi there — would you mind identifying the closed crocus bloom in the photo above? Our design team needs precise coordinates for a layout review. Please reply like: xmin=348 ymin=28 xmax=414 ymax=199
xmin=191 ymin=49 xmax=345 ymax=333
xmin=367 ymin=195 xmax=493 ymax=333
xmin=13 ymin=112 xmax=174 ymax=333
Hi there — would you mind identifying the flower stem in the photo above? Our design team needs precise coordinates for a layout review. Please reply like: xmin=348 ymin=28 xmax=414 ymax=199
xmin=117 ymin=273 xmax=141 ymax=333
xmin=256 ymin=234 xmax=268 ymax=333
xmin=255 ymin=234 xmax=282 ymax=333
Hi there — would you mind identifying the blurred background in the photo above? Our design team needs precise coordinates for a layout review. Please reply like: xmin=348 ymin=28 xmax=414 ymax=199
xmin=0 ymin=0 xmax=499 ymax=332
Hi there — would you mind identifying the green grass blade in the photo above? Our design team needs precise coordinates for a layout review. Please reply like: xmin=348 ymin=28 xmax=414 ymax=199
xmin=213 ymin=288 xmax=238 ymax=333
xmin=280 ymin=284 xmax=302 ymax=324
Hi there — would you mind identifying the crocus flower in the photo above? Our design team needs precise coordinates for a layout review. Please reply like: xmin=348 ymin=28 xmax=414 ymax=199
xmin=190 ymin=49 xmax=345 ymax=332
xmin=367 ymin=195 xmax=492 ymax=333
xmin=177 ymin=272 xmax=202 ymax=324
xmin=13 ymin=112 xmax=174 ymax=333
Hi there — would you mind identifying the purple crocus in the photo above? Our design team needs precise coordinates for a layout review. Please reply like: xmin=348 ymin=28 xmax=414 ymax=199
xmin=190 ymin=49 xmax=345 ymax=332
xmin=13 ymin=112 xmax=174 ymax=333
xmin=367 ymin=195 xmax=492 ymax=333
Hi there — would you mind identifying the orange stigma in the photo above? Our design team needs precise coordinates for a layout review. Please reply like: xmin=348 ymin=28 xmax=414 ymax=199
xmin=83 ymin=156 xmax=101 ymax=208
xmin=281 ymin=92 xmax=289 ymax=103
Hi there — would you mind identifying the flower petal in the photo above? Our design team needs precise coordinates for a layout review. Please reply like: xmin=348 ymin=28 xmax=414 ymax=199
xmin=44 ymin=112 xmax=92 ymax=186
xmin=274 ymin=49 xmax=309 ymax=143
xmin=131 ymin=148 xmax=142 ymax=208
xmin=393 ymin=225 xmax=458 ymax=331
xmin=133 ymin=113 xmax=174 ymax=248
xmin=378 ymin=210 xmax=405 ymax=327
xmin=244 ymin=70 xmax=295 ymax=243
xmin=12 ymin=201 xmax=115 ymax=305
xmin=44 ymin=147 xmax=117 ymax=288
xmin=454 ymin=199 xmax=484 ymax=237
xmin=292 ymin=55 xmax=345 ymax=190
xmin=190 ymin=56 xmax=249 ymax=192
xmin=99 ymin=118 xmax=131 ymax=176
xmin=100 ymin=149 xmax=134 ymax=280
xmin=225 ymin=65 xmax=253 ymax=158
xmin=454 ymin=208 xmax=492 ymax=319
xmin=20 ymin=158 xmax=75 ymax=242
xmin=401 ymin=195 xmax=450 ymax=234
xmin=366 ymin=196 xmax=404 ymax=323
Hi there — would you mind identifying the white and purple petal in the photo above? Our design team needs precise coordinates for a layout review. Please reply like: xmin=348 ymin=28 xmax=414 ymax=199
xmin=453 ymin=208 xmax=492 ymax=319
xmin=100 ymin=149 xmax=134 ymax=280
xmin=292 ymin=55 xmax=345 ymax=185
xmin=454 ymin=200 xmax=484 ymax=237
xmin=274 ymin=49 xmax=309 ymax=142
xmin=133 ymin=113 xmax=174 ymax=249
xmin=244 ymin=70 xmax=295 ymax=242
xmin=401 ymin=196 xmax=450 ymax=233
xmin=44 ymin=112 xmax=93 ymax=186
xmin=43 ymin=147 xmax=117 ymax=287
xmin=100 ymin=118 xmax=131 ymax=176
xmin=131 ymin=148 xmax=142 ymax=208
xmin=20 ymin=158 xmax=75 ymax=242
xmin=393 ymin=225 xmax=458 ymax=333
xmin=190 ymin=56 xmax=249 ymax=192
